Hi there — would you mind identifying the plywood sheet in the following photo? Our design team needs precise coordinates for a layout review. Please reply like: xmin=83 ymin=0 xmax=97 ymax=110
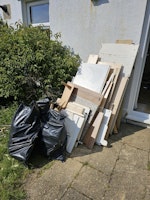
xmin=99 ymin=43 xmax=139 ymax=77
xmin=72 ymin=62 xmax=110 ymax=93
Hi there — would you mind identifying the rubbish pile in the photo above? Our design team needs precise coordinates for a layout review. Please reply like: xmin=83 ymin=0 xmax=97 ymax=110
xmin=8 ymin=98 xmax=67 ymax=165
xmin=56 ymin=42 xmax=139 ymax=152
xmin=8 ymin=42 xmax=139 ymax=164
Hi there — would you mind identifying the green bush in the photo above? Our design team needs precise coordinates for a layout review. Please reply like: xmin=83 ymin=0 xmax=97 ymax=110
xmin=0 ymin=20 xmax=81 ymax=103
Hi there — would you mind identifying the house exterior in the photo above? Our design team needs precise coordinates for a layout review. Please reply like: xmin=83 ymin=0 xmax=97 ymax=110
xmin=0 ymin=0 xmax=150 ymax=127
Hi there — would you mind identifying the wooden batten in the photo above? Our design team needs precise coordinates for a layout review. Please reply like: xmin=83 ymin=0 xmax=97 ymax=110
xmin=116 ymin=39 xmax=133 ymax=44
xmin=87 ymin=54 xmax=99 ymax=64
xmin=57 ymin=81 xmax=74 ymax=109
xmin=83 ymin=112 xmax=104 ymax=149
xmin=105 ymin=76 xmax=129 ymax=139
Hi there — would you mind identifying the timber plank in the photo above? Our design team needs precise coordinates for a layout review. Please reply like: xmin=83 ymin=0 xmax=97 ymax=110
xmin=105 ymin=76 xmax=129 ymax=139
xmin=57 ymin=81 xmax=74 ymax=109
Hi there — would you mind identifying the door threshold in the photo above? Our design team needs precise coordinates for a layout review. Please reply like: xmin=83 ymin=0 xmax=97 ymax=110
xmin=126 ymin=118 xmax=150 ymax=128
xmin=126 ymin=110 xmax=150 ymax=127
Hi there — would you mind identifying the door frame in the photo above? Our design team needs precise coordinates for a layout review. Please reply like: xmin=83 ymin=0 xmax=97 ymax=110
xmin=126 ymin=0 xmax=150 ymax=125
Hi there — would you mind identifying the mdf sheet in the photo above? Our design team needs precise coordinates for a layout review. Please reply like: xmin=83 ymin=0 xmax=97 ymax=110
xmin=72 ymin=84 xmax=102 ymax=105
xmin=72 ymin=62 xmax=110 ymax=93
xmin=99 ymin=43 xmax=139 ymax=77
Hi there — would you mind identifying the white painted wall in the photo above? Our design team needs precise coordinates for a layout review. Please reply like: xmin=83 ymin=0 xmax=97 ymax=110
xmin=0 ymin=0 xmax=149 ymax=123
xmin=0 ymin=0 xmax=22 ymax=26
xmin=50 ymin=0 xmax=147 ymax=62
xmin=0 ymin=0 xmax=147 ymax=61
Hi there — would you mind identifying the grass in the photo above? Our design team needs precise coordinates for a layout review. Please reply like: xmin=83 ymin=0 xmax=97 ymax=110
xmin=0 ymin=103 xmax=28 ymax=200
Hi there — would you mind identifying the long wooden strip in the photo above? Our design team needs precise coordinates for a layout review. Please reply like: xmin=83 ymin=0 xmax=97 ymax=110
xmin=98 ymin=62 xmax=122 ymax=108
xmin=116 ymin=39 xmax=133 ymax=44
xmin=83 ymin=112 xmax=104 ymax=149
xmin=105 ymin=76 xmax=129 ymax=139
xmin=83 ymin=77 xmax=113 ymax=149
xmin=57 ymin=81 xmax=74 ymax=109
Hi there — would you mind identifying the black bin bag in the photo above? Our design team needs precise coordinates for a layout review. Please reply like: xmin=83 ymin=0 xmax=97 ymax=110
xmin=8 ymin=103 xmax=41 ymax=164
xmin=36 ymin=97 xmax=51 ymax=121
xmin=40 ymin=109 xmax=67 ymax=161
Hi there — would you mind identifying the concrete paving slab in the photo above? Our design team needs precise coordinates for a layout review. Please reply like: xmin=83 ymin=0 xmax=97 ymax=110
xmin=109 ymin=123 xmax=150 ymax=151
xmin=25 ymin=123 xmax=150 ymax=200
xmin=25 ymin=159 xmax=82 ymax=200
xmin=104 ymin=170 xmax=150 ymax=200
xmin=61 ymin=188 xmax=90 ymax=200
xmin=144 ymin=185 xmax=150 ymax=200
xmin=115 ymin=143 xmax=149 ymax=171
xmin=71 ymin=141 xmax=123 ymax=176
xmin=71 ymin=165 xmax=109 ymax=200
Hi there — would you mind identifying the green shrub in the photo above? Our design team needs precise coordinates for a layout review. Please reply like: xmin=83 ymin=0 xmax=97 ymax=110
xmin=0 ymin=20 xmax=81 ymax=104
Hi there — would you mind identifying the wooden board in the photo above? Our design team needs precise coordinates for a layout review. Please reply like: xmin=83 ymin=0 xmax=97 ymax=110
xmin=98 ymin=62 xmax=122 ymax=108
xmin=72 ymin=62 xmax=110 ymax=93
xmin=72 ymin=83 xmax=102 ymax=105
xmin=105 ymin=76 xmax=129 ymax=139
xmin=99 ymin=43 xmax=139 ymax=77
xmin=116 ymin=40 xmax=133 ymax=44
xmin=83 ymin=112 xmax=104 ymax=149
xmin=57 ymin=81 xmax=74 ymax=109
xmin=66 ymin=102 xmax=85 ymax=116
xmin=70 ymin=94 xmax=103 ymax=140
xmin=87 ymin=54 xmax=99 ymax=64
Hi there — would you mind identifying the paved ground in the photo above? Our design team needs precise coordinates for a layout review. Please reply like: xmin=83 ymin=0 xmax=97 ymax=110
xmin=25 ymin=122 xmax=150 ymax=200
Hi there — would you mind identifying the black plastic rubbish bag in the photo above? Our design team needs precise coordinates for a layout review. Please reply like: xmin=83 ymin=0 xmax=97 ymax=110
xmin=36 ymin=97 xmax=51 ymax=122
xmin=8 ymin=103 xmax=41 ymax=164
xmin=40 ymin=109 xmax=67 ymax=161
xmin=8 ymin=98 xmax=67 ymax=165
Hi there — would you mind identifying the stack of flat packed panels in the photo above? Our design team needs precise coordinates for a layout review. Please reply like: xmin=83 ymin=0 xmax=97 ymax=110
xmin=57 ymin=43 xmax=139 ymax=152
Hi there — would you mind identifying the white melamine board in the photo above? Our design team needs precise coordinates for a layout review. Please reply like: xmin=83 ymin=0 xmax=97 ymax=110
xmin=99 ymin=43 xmax=139 ymax=77
xmin=63 ymin=107 xmax=90 ymax=153
xmin=75 ymin=106 xmax=91 ymax=147
xmin=66 ymin=102 xmax=91 ymax=147
xmin=96 ymin=109 xmax=112 ymax=146
xmin=72 ymin=62 xmax=110 ymax=93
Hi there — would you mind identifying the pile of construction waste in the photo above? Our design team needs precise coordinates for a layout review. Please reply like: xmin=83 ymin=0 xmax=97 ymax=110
xmin=8 ymin=42 xmax=139 ymax=165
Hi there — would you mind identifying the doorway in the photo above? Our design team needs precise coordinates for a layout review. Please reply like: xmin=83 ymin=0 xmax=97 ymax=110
xmin=136 ymin=45 xmax=150 ymax=114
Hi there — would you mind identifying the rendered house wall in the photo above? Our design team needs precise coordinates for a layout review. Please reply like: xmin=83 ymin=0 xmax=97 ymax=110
xmin=50 ymin=0 xmax=147 ymax=61
xmin=0 ymin=0 xmax=22 ymax=25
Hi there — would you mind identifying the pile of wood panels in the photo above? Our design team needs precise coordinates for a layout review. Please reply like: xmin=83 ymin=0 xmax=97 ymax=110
xmin=56 ymin=43 xmax=139 ymax=153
